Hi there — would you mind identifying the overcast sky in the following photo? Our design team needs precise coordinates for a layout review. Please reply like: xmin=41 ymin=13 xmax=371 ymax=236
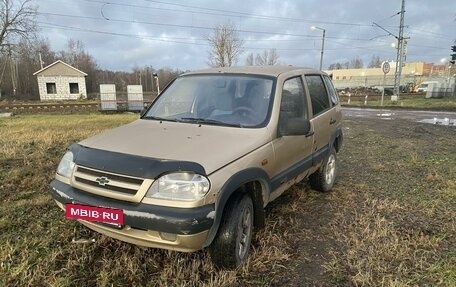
xmin=34 ymin=0 xmax=456 ymax=71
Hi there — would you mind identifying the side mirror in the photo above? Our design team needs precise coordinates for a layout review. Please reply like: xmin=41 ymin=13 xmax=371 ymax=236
xmin=282 ymin=118 xmax=312 ymax=136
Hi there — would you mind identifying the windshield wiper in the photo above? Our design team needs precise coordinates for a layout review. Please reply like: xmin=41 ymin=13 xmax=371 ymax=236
xmin=142 ymin=116 xmax=181 ymax=122
xmin=180 ymin=117 xmax=242 ymax=127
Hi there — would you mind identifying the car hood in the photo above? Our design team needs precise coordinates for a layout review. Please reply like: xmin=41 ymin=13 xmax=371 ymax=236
xmin=78 ymin=119 xmax=272 ymax=175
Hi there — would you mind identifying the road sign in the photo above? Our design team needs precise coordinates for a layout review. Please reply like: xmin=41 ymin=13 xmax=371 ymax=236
xmin=382 ymin=61 xmax=391 ymax=74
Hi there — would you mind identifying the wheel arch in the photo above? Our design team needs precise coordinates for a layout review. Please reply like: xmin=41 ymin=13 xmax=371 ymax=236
xmin=203 ymin=168 xmax=270 ymax=247
xmin=330 ymin=127 xmax=343 ymax=153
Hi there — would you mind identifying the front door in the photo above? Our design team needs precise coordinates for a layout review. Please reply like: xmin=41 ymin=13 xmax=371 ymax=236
xmin=270 ymin=76 xmax=314 ymax=197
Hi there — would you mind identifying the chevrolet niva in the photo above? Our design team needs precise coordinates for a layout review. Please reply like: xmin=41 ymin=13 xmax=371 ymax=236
xmin=50 ymin=66 xmax=343 ymax=268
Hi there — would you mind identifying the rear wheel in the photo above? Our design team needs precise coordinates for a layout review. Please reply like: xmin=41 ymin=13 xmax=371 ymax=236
xmin=209 ymin=193 xmax=254 ymax=269
xmin=310 ymin=147 xmax=337 ymax=192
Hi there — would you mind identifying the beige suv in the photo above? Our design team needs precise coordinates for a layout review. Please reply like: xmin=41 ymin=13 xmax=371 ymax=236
xmin=50 ymin=66 xmax=343 ymax=268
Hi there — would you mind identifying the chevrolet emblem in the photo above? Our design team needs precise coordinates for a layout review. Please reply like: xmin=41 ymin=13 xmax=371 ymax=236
xmin=95 ymin=176 xmax=110 ymax=186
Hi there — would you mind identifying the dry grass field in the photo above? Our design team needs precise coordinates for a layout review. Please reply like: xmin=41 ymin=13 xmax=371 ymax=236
xmin=0 ymin=112 xmax=455 ymax=286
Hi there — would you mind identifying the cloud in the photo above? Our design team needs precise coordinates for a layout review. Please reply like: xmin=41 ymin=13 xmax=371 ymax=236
xmin=35 ymin=0 xmax=456 ymax=71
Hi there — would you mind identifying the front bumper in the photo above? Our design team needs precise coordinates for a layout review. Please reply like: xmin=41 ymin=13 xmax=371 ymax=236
xmin=50 ymin=180 xmax=215 ymax=251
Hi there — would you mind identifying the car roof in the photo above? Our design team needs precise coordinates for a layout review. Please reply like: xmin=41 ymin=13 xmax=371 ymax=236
xmin=183 ymin=66 xmax=323 ymax=77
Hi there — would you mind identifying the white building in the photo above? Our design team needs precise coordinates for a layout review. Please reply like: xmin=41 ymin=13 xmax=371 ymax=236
xmin=33 ymin=60 xmax=87 ymax=101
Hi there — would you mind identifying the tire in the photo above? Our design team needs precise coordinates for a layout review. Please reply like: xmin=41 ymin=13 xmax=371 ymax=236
xmin=209 ymin=193 xmax=254 ymax=269
xmin=310 ymin=147 xmax=337 ymax=192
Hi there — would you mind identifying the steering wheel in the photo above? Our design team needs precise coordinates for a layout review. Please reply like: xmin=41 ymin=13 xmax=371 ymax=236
xmin=233 ymin=106 xmax=259 ymax=122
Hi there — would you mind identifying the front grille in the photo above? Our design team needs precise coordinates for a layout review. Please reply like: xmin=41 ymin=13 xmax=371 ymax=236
xmin=76 ymin=166 xmax=143 ymax=185
xmin=73 ymin=165 xmax=144 ymax=196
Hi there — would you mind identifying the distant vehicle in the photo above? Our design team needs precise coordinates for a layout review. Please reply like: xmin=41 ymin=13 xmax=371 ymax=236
xmin=416 ymin=81 xmax=439 ymax=93
xmin=403 ymin=82 xmax=416 ymax=93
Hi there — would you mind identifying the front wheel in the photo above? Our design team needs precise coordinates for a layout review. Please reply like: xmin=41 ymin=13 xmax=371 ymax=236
xmin=209 ymin=194 xmax=254 ymax=269
xmin=310 ymin=147 xmax=337 ymax=192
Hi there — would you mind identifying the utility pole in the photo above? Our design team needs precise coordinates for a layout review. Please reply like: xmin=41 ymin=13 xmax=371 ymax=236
xmin=392 ymin=0 xmax=406 ymax=101
xmin=320 ymin=29 xmax=326 ymax=70
xmin=311 ymin=26 xmax=326 ymax=70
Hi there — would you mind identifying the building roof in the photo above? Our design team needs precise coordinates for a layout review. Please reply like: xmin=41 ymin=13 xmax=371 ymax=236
xmin=33 ymin=60 xmax=88 ymax=77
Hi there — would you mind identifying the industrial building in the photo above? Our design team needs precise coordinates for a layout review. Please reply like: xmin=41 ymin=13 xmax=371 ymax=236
xmin=326 ymin=61 xmax=455 ymax=91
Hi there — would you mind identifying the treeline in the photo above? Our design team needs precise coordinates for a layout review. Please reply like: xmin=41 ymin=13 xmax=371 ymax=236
xmin=0 ymin=38 xmax=185 ymax=100
xmin=327 ymin=55 xmax=383 ymax=70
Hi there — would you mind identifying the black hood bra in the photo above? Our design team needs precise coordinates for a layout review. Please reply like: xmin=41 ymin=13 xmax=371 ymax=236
xmin=70 ymin=143 xmax=206 ymax=179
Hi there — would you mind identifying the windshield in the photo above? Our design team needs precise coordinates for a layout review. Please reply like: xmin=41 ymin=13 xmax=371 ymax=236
xmin=144 ymin=74 xmax=274 ymax=127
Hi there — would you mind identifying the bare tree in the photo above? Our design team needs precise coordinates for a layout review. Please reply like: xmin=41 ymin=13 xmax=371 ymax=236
xmin=59 ymin=39 xmax=90 ymax=69
xmin=367 ymin=55 xmax=382 ymax=68
xmin=0 ymin=37 xmax=53 ymax=99
xmin=268 ymin=48 xmax=279 ymax=65
xmin=349 ymin=56 xmax=363 ymax=69
xmin=245 ymin=52 xmax=254 ymax=65
xmin=207 ymin=22 xmax=244 ymax=67
xmin=246 ymin=49 xmax=280 ymax=66
xmin=0 ymin=0 xmax=37 ymax=47
xmin=328 ymin=62 xmax=343 ymax=70
xmin=257 ymin=48 xmax=279 ymax=65
xmin=58 ymin=39 xmax=98 ymax=93
xmin=255 ymin=53 xmax=265 ymax=66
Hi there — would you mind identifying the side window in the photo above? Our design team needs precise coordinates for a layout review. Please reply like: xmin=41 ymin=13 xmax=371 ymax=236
xmin=279 ymin=77 xmax=307 ymax=134
xmin=46 ymin=83 xmax=57 ymax=94
xmin=305 ymin=75 xmax=330 ymax=117
xmin=323 ymin=75 xmax=339 ymax=106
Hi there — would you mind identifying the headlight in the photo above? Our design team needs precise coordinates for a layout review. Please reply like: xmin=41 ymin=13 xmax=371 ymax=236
xmin=57 ymin=151 xmax=75 ymax=178
xmin=146 ymin=172 xmax=210 ymax=201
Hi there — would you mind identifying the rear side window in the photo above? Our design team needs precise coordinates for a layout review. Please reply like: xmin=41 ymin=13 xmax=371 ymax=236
xmin=305 ymin=75 xmax=330 ymax=117
xmin=323 ymin=75 xmax=339 ymax=106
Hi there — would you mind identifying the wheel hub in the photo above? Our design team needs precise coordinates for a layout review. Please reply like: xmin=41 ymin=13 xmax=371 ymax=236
xmin=325 ymin=154 xmax=336 ymax=185
xmin=238 ymin=207 xmax=252 ymax=258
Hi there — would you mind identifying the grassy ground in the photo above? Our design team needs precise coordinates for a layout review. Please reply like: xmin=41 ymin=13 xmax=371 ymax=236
xmin=0 ymin=113 xmax=455 ymax=286
xmin=341 ymin=96 xmax=456 ymax=111
xmin=324 ymin=118 xmax=456 ymax=286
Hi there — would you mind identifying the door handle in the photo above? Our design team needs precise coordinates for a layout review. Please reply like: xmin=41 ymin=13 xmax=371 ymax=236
xmin=329 ymin=119 xmax=336 ymax=125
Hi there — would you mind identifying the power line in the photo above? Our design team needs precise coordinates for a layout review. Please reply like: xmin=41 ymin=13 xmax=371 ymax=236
xmin=38 ymin=22 xmax=317 ymax=50
xmin=36 ymin=1 xmax=453 ymax=62
xmin=80 ymin=0 xmax=374 ymax=27
xmin=37 ymin=21 xmax=396 ymax=53
xmin=37 ymin=22 xmax=208 ymax=45
xmin=37 ymin=12 xmax=320 ymax=38
xmin=38 ymin=17 xmax=449 ymax=54
xmin=407 ymin=29 xmax=449 ymax=40
xmin=38 ymin=12 xmax=101 ymax=21
xmin=38 ymin=12 xmax=389 ymax=42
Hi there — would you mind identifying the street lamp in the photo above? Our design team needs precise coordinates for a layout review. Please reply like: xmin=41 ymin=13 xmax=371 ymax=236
xmin=311 ymin=26 xmax=326 ymax=70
